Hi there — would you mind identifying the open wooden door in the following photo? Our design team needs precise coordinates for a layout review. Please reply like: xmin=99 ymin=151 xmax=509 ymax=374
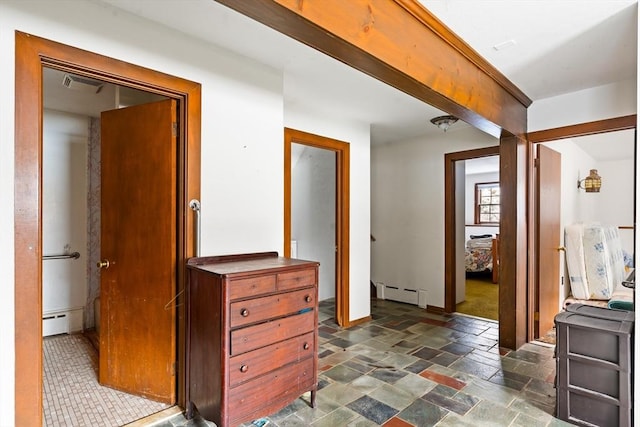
xmin=535 ymin=144 xmax=562 ymax=338
xmin=99 ymin=99 xmax=177 ymax=403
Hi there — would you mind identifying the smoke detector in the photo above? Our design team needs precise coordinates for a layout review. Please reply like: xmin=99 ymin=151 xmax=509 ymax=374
xmin=62 ymin=73 xmax=104 ymax=93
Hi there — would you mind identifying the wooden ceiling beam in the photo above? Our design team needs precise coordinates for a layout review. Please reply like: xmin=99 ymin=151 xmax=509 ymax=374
xmin=214 ymin=0 xmax=530 ymax=138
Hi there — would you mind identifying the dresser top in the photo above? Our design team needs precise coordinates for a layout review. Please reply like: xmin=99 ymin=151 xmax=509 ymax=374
xmin=187 ymin=252 xmax=318 ymax=276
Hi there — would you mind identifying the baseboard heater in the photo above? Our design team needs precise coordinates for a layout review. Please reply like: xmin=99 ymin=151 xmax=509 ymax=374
xmin=42 ymin=307 xmax=84 ymax=336
xmin=375 ymin=283 xmax=427 ymax=308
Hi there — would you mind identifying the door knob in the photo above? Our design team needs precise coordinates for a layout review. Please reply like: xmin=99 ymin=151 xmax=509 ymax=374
xmin=97 ymin=259 xmax=110 ymax=269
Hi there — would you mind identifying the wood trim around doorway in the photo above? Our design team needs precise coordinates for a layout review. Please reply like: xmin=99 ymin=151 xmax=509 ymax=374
xmin=525 ymin=114 xmax=637 ymax=341
xmin=284 ymin=128 xmax=350 ymax=327
xmin=14 ymin=31 xmax=201 ymax=427
xmin=444 ymin=145 xmax=500 ymax=313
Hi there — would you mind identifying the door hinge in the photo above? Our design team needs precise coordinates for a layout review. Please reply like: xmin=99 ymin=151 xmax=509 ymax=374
xmin=534 ymin=158 xmax=540 ymax=168
xmin=172 ymin=122 xmax=178 ymax=137
xmin=171 ymin=361 xmax=176 ymax=376
xmin=534 ymin=311 xmax=540 ymax=321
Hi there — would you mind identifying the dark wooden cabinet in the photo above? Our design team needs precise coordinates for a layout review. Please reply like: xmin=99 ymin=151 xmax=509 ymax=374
xmin=185 ymin=252 xmax=319 ymax=427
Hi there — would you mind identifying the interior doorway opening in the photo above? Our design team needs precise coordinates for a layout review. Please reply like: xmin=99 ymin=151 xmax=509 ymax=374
xmin=42 ymin=68 xmax=177 ymax=426
xmin=284 ymin=128 xmax=350 ymax=327
xmin=444 ymin=146 xmax=500 ymax=322
xmin=15 ymin=32 xmax=201 ymax=427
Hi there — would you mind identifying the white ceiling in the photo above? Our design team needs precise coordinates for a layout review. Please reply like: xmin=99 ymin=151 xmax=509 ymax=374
xmin=83 ymin=0 xmax=636 ymax=154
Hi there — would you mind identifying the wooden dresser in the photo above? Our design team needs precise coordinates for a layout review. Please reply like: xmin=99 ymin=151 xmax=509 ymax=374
xmin=185 ymin=252 xmax=319 ymax=427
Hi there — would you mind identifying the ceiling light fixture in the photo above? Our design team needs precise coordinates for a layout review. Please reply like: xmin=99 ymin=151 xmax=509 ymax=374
xmin=430 ymin=115 xmax=458 ymax=132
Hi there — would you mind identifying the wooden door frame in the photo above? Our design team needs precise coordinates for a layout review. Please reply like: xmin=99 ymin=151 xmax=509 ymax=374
xmin=525 ymin=114 xmax=636 ymax=340
xmin=284 ymin=128 xmax=350 ymax=327
xmin=14 ymin=31 xmax=201 ymax=427
xmin=444 ymin=145 xmax=500 ymax=313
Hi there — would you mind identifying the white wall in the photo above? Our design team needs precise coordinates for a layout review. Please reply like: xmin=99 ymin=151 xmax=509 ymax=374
xmin=529 ymin=79 xmax=637 ymax=131
xmin=42 ymin=110 xmax=88 ymax=331
xmin=292 ymin=145 xmax=336 ymax=301
xmin=371 ymin=126 xmax=498 ymax=308
xmin=285 ymin=110 xmax=371 ymax=321
xmin=0 ymin=1 xmax=368 ymax=421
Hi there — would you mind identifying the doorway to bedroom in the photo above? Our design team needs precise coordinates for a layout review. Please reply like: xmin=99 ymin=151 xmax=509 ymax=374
xmin=444 ymin=146 xmax=500 ymax=322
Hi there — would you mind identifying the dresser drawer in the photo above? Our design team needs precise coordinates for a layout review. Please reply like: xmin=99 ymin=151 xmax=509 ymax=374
xmin=229 ymin=332 xmax=315 ymax=387
xmin=277 ymin=268 xmax=316 ymax=291
xmin=230 ymin=310 xmax=314 ymax=355
xmin=230 ymin=288 xmax=315 ymax=328
xmin=228 ymin=357 xmax=315 ymax=416
xmin=228 ymin=275 xmax=276 ymax=300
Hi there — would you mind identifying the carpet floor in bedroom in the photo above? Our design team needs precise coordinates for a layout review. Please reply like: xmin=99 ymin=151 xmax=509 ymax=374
xmin=456 ymin=274 xmax=499 ymax=321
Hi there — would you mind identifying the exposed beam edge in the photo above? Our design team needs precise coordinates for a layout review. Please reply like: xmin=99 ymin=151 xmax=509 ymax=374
xmin=393 ymin=0 xmax=532 ymax=108
xmin=527 ymin=115 xmax=637 ymax=143
xmin=214 ymin=0 xmax=527 ymax=138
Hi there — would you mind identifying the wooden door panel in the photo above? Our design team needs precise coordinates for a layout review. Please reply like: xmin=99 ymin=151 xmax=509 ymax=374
xmin=536 ymin=144 xmax=562 ymax=337
xmin=99 ymin=99 xmax=177 ymax=403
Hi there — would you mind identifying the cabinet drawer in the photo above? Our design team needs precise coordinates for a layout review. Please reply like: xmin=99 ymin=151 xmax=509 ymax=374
xmin=228 ymin=275 xmax=276 ymax=300
xmin=230 ymin=288 xmax=315 ymax=328
xmin=229 ymin=332 xmax=315 ymax=387
xmin=277 ymin=269 xmax=316 ymax=291
xmin=228 ymin=357 xmax=315 ymax=415
xmin=230 ymin=310 xmax=314 ymax=355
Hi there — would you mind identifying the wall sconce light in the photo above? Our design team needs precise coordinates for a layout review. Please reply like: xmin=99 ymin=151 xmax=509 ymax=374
xmin=430 ymin=115 xmax=458 ymax=132
xmin=577 ymin=169 xmax=602 ymax=193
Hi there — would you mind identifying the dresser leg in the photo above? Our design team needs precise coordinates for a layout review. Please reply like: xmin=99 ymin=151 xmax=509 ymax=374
xmin=311 ymin=389 xmax=317 ymax=408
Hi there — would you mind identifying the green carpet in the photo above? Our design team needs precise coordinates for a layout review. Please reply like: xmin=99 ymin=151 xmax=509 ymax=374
xmin=456 ymin=275 xmax=499 ymax=320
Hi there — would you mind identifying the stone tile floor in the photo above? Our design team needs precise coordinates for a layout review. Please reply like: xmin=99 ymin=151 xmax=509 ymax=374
xmin=46 ymin=298 xmax=571 ymax=426
xmin=167 ymin=298 xmax=570 ymax=427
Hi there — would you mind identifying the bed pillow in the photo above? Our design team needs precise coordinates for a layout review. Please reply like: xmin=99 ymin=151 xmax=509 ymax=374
xmin=467 ymin=237 xmax=493 ymax=249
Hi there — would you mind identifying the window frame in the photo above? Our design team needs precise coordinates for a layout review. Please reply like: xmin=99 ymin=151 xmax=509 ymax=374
xmin=474 ymin=181 xmax=500 ymax=225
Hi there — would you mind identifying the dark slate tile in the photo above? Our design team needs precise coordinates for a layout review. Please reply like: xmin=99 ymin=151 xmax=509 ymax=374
xmin=356 ymin=354 xmax=378 ymax=364
xmin=431 ymin=384 xmax=458 ymax=398
xmin=346 ymin=395 xmax=399 ymax=425
xmin=329 ymin=338 xmax=357 ymax=349
xmin=488 ymin=373 xmax=528 ymax=391
xmin=404 ymin=359 xmax=433 ymax=374
xmin=318 ymin=349 xmax=334 ymax=359
xmin=323 ymin=365 xmax=363 ymax=383
xmin=397 ymin=399 xmax=448 ymax=426
xmin=506 ymin=349 xmax=545 ymax=363
xmin=317 ymin=378 xmax=331 ymax=390
xmin=392 ymin=340 xmax=420 ymax=350
xmin=441 ymin=342 xmax=474 ymax=356
xmin=411 ymin=346 xmax=442 ymax=361
xmin=343 ymin=359 xmax=374 ymax=374
xmin=421 ymin=390 xmax=474 ymax=415
xmin=369 ymin=368 xmax=408 ymax=384
xmin=430 ymin=352 xmax=459 ymax=367
xmin=384 ymin=320 xmax=419 ymax=331
xmin=451 ymin=391 xmax=480 ymax=409
xmin=455 ymin=334 xmax=498 ymax=351
xmin=449 ymin=357 xmax=499 ymax=380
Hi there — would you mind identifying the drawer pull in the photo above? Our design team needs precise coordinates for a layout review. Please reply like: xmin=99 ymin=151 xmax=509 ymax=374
xmin=240 ymin=308 xmax=250 ymax=317
xmin=305 ymin=295 xmax=312 ymax=303
xmin=303 ymin=343 xmax=310 ymax=350
xmin=240 ymin=365 xmax=248 ymax=373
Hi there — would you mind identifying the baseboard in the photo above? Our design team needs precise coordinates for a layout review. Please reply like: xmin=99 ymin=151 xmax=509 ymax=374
xmin=344 ymin=315 xmax=372 ymax=328
xmin=426 ymin=305 xmax=445 ymax=315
